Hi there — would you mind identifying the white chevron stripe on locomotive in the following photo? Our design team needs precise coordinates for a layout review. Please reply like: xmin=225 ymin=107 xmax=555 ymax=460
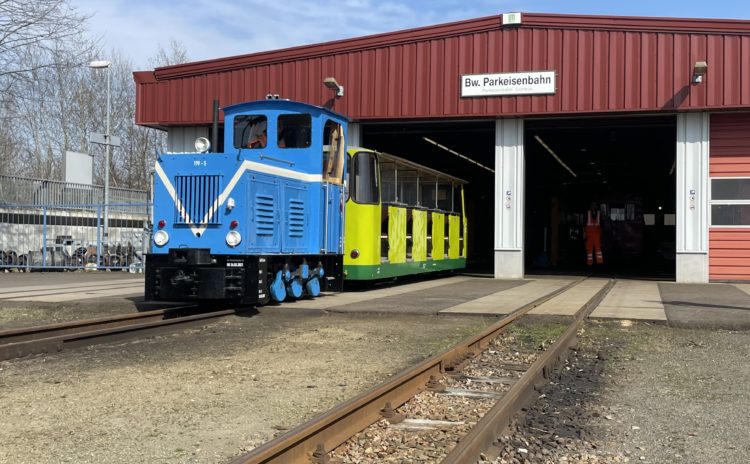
xmin=155 ymin=160 xmax=323 ymax=236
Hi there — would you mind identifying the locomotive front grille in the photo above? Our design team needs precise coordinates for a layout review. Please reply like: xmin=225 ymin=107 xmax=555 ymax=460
xmin=174 ymin=174 xmax=222 ymax=225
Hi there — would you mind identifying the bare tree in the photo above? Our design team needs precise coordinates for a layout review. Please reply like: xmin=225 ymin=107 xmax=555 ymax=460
xmin=0 ymin=0 xmax=95 ymax=177
xmin=0 ymin=0 xmax=94 ymax=79
xmin=148 ymin=38 xmax=189 ymax=68
xmin=0 ymin=2 xmax=190 ymax=193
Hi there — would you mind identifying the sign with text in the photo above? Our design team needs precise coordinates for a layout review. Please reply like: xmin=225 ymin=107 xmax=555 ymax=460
xmin=461 ymin=71 xmax=556 ymax=97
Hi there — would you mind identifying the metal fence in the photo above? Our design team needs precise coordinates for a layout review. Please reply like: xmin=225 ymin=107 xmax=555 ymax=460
xmin=0 ymin=175 xmax=151 ymax=271
xmin=0 ymin=203 xmax=151 ymax=272
xmin=0 ymin=174 xmax=148 ymax=213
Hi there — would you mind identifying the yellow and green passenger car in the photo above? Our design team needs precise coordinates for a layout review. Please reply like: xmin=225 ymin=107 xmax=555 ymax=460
xmin=344 ymin=148 xmax=467 ymax=281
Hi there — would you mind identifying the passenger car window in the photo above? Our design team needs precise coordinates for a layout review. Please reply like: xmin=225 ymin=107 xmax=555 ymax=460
xmin=350 ymin=151 xmax=379 ymax=204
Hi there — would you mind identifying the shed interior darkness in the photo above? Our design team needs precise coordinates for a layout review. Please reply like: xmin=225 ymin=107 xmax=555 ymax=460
xmin=362 ymin=121 xmax=496 ymax=272
xmin=362 ymin=116 xmax=677 ymax=278
xmin=525 ymin=116 xmax=676 ymax=278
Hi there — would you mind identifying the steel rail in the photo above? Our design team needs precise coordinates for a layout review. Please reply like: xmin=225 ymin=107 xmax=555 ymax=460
xmin=229 ymin=277 xmax=586 ymax=464
xmin=0 ymin=307 xmax=236 ymax=361
xmin=441 ymin=278 xmax=616 ymax=463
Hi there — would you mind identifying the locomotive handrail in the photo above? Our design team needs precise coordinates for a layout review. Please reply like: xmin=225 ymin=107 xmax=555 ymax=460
xmin=258 ymin=154 xmax=295 ymax=166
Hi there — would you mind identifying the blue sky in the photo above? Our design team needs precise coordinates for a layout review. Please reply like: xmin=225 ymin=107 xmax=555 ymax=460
xmin=71 ymin=0 xmax=750 ymax=69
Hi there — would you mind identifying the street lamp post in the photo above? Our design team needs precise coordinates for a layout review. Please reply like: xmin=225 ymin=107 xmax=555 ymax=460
xmin=90 ymin=60 xmax=112 ymax=238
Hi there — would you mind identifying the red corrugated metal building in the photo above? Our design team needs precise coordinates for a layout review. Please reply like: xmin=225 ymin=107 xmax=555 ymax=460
xmin=134 ymin=12 xmax=750 ymax=282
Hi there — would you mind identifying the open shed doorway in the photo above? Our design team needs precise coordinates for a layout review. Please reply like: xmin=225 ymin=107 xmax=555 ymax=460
xmin=525 ymin=116 xmax=676 ymax=278
xmin=361 ymin=121 xmax=495 ymax=272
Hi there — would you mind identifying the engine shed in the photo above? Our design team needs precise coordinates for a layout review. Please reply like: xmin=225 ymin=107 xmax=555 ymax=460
xmin=134 ymin=12 xmax=750 ymax=283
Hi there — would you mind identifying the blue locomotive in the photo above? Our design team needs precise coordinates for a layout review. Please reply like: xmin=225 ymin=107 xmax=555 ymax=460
xmin=145 ymin=99 xmax=347 ymax=304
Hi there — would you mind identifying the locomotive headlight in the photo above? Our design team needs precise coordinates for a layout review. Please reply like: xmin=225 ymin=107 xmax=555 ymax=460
xmin=153 ymin=230 xmax=169 ymax=246
xmin=195 ymin=137 xmax=211 ymax=153
xmin=226 ymin=230 xmax=242 ymax=247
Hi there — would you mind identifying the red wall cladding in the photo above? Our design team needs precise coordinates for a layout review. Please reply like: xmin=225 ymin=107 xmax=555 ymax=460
xmin=709 ymin=113 xmax=750 ymax=281
xmin=710 ymin=113 xmax=750 ymax=177
xmin=135 ymin=13 xmax=750 ymax=127
xmin=709 ymin=229 xmax=750 ymax=281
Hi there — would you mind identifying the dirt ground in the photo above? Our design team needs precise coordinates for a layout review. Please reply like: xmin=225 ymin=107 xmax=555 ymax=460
xmin=0 ymin=307 xmax=494 ymax=464
xmin=1 ymin=299 xmax=749 ymax=464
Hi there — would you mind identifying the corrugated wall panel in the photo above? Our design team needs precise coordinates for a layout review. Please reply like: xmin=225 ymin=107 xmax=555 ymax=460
xmin=706 ymin=35 xmax=723 ymax=107
xmin=672 ymin=34 xmax=689 ymax=109
xmin=656 ymin=34 xmax=673 ymax=109
xmin=374 ymin=48 xmax=388 ymax=116
xmin=624 ymin=32 xmax=640 ymax=109
xmin=530 ymin=29 xmax=547 ymax=114
xmin=516 ymin=28 xmax=534 ymax=114
xmin=561 ymin=29 xmax=576 ymax=112
xmin=443 ymin=36 xmax=459 ymax=116
xmin=608 ymin=32 xmax=626 ymax=110
xmin=709 ymin=113 xmax=750 ymax=281
xmin=387 ymin=46 xmax=402 ymax=117
xmin=135 ymin=13 xmax=750 ymax=126
xmin=689 ymin=34 xmax=707 ymax=108
xmin=545 ymin=29 xmax=563 ymax=114
xmin=486 ymin=30 xmax=502 ymax=115
xmin=709 ymin=230 xmax=750 ymax=280
xmin=429 ymin=39 xmax=445 ymax=116
xmin=724 ymin=36 xmax=740 ymax=106
xmin=415 ymin=43 xmax=430 ymax=116
xmin=640 ymin=33 xmax=657 ymax=108
xmin=591 ymin=30 xmax=606 ymax=111
xmin=344 ymin=52 xmax=360 ymax=117
xmin=456 ymin=35 xmax=471 ymax=115
xmin=576 ymin=30 xmax=593 ymax=112
xmin=501 ymin=28 xmax=517 ymax=115
xmin=402 ymin=43 xmax=417 ymax=117
xmin=470 ymin=32 xmax=488 ymax=115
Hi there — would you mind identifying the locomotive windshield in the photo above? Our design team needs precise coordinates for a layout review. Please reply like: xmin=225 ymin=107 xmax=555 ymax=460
xmin=234 ymin=115 xmax=267 ymax=149
xmin=277 ymin=114 xmax=312 ymax=148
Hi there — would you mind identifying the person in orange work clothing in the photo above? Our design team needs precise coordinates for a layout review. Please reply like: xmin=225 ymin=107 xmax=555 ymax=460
xmin=584 ymin=202 xmax=603 ymax=266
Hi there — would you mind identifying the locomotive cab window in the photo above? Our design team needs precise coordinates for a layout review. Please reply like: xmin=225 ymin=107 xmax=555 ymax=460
xmin=350 ymin=151 xmax=379 ymax=204
xmin=234 ymin=115 xmax=267 ymax=149
xmin=323 ymin=120 xmax=345 ymax=185
xmin=277 ymin=114 xmax=311 ymax=149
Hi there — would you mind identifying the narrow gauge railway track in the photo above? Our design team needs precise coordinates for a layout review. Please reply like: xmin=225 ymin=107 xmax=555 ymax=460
xmin=0 ymin=306 xmax=240 ymax=361
xmin=231 ymin=277 xmax=615 ymax=464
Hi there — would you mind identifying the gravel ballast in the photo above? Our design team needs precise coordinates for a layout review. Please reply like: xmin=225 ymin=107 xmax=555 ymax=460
xmin=493 ymin=321 xmax=750 ymax=464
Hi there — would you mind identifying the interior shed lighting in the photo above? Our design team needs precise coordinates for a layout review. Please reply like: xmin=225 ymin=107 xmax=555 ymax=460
xmin=534 ymin=135 xmax=577 ymax=178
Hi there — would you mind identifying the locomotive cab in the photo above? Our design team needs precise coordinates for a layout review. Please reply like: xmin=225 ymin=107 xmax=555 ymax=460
xmin=146 ymin=100 xmax=348 ymax=305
